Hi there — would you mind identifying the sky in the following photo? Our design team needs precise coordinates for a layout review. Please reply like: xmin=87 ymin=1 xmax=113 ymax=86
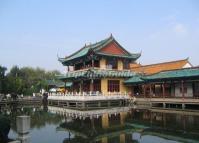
xmin=0 ymin=0 xmax=199 ymax=73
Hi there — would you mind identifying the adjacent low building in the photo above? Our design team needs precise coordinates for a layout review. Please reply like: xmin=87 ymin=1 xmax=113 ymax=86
xmin=130 ymin=58 xmax=192 ymax=75
xmin=125 ymin=67 xmax=199 ymax=98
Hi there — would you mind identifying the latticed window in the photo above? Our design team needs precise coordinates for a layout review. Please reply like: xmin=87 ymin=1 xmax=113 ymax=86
xmin=108 ymin=80 xmax=120 ymax=92
xmin=123 ymin=60 xmax=129 ymax=69
xmin=93 ymin=80 xmax=101 ymax=92
xmin=94 ymin=60 xmax=100 ymax=68
xmin=83 ymin=81 xmax=90 ymax=92
xmin=106 ymin=59 xmax=118 ymax=69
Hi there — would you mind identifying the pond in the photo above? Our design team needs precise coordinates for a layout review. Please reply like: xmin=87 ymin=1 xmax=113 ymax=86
xmin=1 ymin=105 xmax=199 ymax=143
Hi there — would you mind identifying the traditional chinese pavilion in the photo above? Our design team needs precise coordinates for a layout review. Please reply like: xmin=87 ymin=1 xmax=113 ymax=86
xmin=49 ymin=35 xmax=199 ymax=110
xmin=57 ymin=35 xmax=140 ymax=95
xmin=56 ymin=34 xmax=199 ymax=102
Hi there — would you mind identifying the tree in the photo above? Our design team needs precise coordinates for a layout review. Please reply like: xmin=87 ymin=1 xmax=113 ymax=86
xmin=0 ymin=65 xmax=7 ymax=94
xmin=6 ymin=66 xmax=22 ymax=94
xmin=5 ymin=66 xmax=61 ymax=95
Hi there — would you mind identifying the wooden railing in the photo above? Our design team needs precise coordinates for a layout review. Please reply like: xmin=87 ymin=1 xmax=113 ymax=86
xmin=131 ymin=94 xmax=199 ymax=99
xmin=48 ymin=95 xmax=130 ymax=101
xmin=49 ymin=91 xmax=130 ymax=97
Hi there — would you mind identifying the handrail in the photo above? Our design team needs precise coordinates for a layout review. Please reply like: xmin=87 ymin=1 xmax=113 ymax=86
xmin=132 ymin=94 xmax=199 ymax=99
xmin=49 ymin=91 xmax=130 ymax=97
xmin=48 ymin=95 xmax=130 ymax=101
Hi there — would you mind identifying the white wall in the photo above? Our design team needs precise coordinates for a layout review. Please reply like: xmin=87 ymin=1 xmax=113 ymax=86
xmin=183 ymin=63 xmax=192 ymax=68
xmin=175 ymin=82 xmax=193 ymax=97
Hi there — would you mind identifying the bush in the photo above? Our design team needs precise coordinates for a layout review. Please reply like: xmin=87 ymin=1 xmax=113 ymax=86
xmin=0 ymin=114 xmax=10 ymax=143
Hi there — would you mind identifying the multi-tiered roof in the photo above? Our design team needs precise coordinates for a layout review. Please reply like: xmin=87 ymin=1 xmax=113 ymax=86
xmin=58 ymin=35 xmax=141 ymax=66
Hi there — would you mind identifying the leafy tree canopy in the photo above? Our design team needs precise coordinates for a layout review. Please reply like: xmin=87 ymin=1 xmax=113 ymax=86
xmin=0 ymin=65 xmax=60 ymax=95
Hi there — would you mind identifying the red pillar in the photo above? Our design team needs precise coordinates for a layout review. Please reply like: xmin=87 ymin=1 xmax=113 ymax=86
xmin=90 ymin=79 xmax=94 ymax=92
xmin=181 ymin=80 xmax=184 ymax=99
xmin=83 ymin=62 xmax=86 ymax=69
xmin=131 ymin=86 xmax=134 ymax=97
xmin=149 ymin=84 xmax=152 ymax=98
xmin=162 ymin=82 xmax=165 ymax=98
xmin=143 ymin=84 xmax=146 ymax=98
xmin=92 ymin=59 xmax=94 ymax=68
xmin=79 ymin=81 xmax=83 ymax=93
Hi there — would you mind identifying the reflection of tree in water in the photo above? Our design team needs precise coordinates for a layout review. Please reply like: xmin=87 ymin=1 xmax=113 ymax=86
xmin=125 ymin=109 xmax=199 ymax=142
xmin=1 ymin=105 xmax=63 ymax=131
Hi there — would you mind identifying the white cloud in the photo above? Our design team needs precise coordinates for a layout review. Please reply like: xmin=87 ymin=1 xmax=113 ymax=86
xmin=173 ymin=23 xmax=187 ymax=34
xmin=162 ymin=11 xmax=180 ymax=25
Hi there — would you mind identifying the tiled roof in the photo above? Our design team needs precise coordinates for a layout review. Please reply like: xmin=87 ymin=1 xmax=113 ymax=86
xmin=96 ymin=52 xmax=141 ymax=59
xmin=130 ymin=63 xmax=142 ymax=68
xmin=131 ymin=59 xmax=191 ymax=75
xmin=124 ymin=74 xmax=145 ymax=84
xmin=57 ymin=68 xmax=135 ymax=80
xmin=58 ymin=35 xmax=140 ymax=65
xmin=59 ymin=38 xmax=110 ymax=63
xmin=124 ymin=67 xmax=199 ymax=84
xmin=144 ymin=67 xmax=199 ymax=81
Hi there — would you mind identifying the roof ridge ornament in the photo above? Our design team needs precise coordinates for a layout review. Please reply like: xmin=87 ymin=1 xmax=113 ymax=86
xmin=110 ymin=33 xmax=114 ymax=39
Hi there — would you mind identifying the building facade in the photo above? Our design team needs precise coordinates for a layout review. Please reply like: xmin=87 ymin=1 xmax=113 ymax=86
xmin=57 ymin=35 xmax=199 ymax=98
xmin=57 ymin=35 xmax=140 ymax=95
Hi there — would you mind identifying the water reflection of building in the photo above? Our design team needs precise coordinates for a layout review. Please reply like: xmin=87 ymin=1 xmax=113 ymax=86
xmin=129 ymin=109 xmax=199 ymax=141
xmin=50 ymin=106 xmax=199 ymax=143
xmin=48 ymin=106 xmax=132 ymax=119
xmin=59 ymin=110 xmax=135 ymax=143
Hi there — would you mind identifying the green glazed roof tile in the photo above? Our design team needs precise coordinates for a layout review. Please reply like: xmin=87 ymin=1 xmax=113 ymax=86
xmin=59 ymin=36 xmax=141 ymax=65
xmin=144 ymin=68 xmax=199 ymax=81
xmin=124 ymin=68 xmax=199 ymax=84
xmin=124 ymin=75 xmax=144 ymax=84
xmin=96 ymin=52 xmax=141 ymax=59
xmin=46 ymin=80 xmax=72 ymax=87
